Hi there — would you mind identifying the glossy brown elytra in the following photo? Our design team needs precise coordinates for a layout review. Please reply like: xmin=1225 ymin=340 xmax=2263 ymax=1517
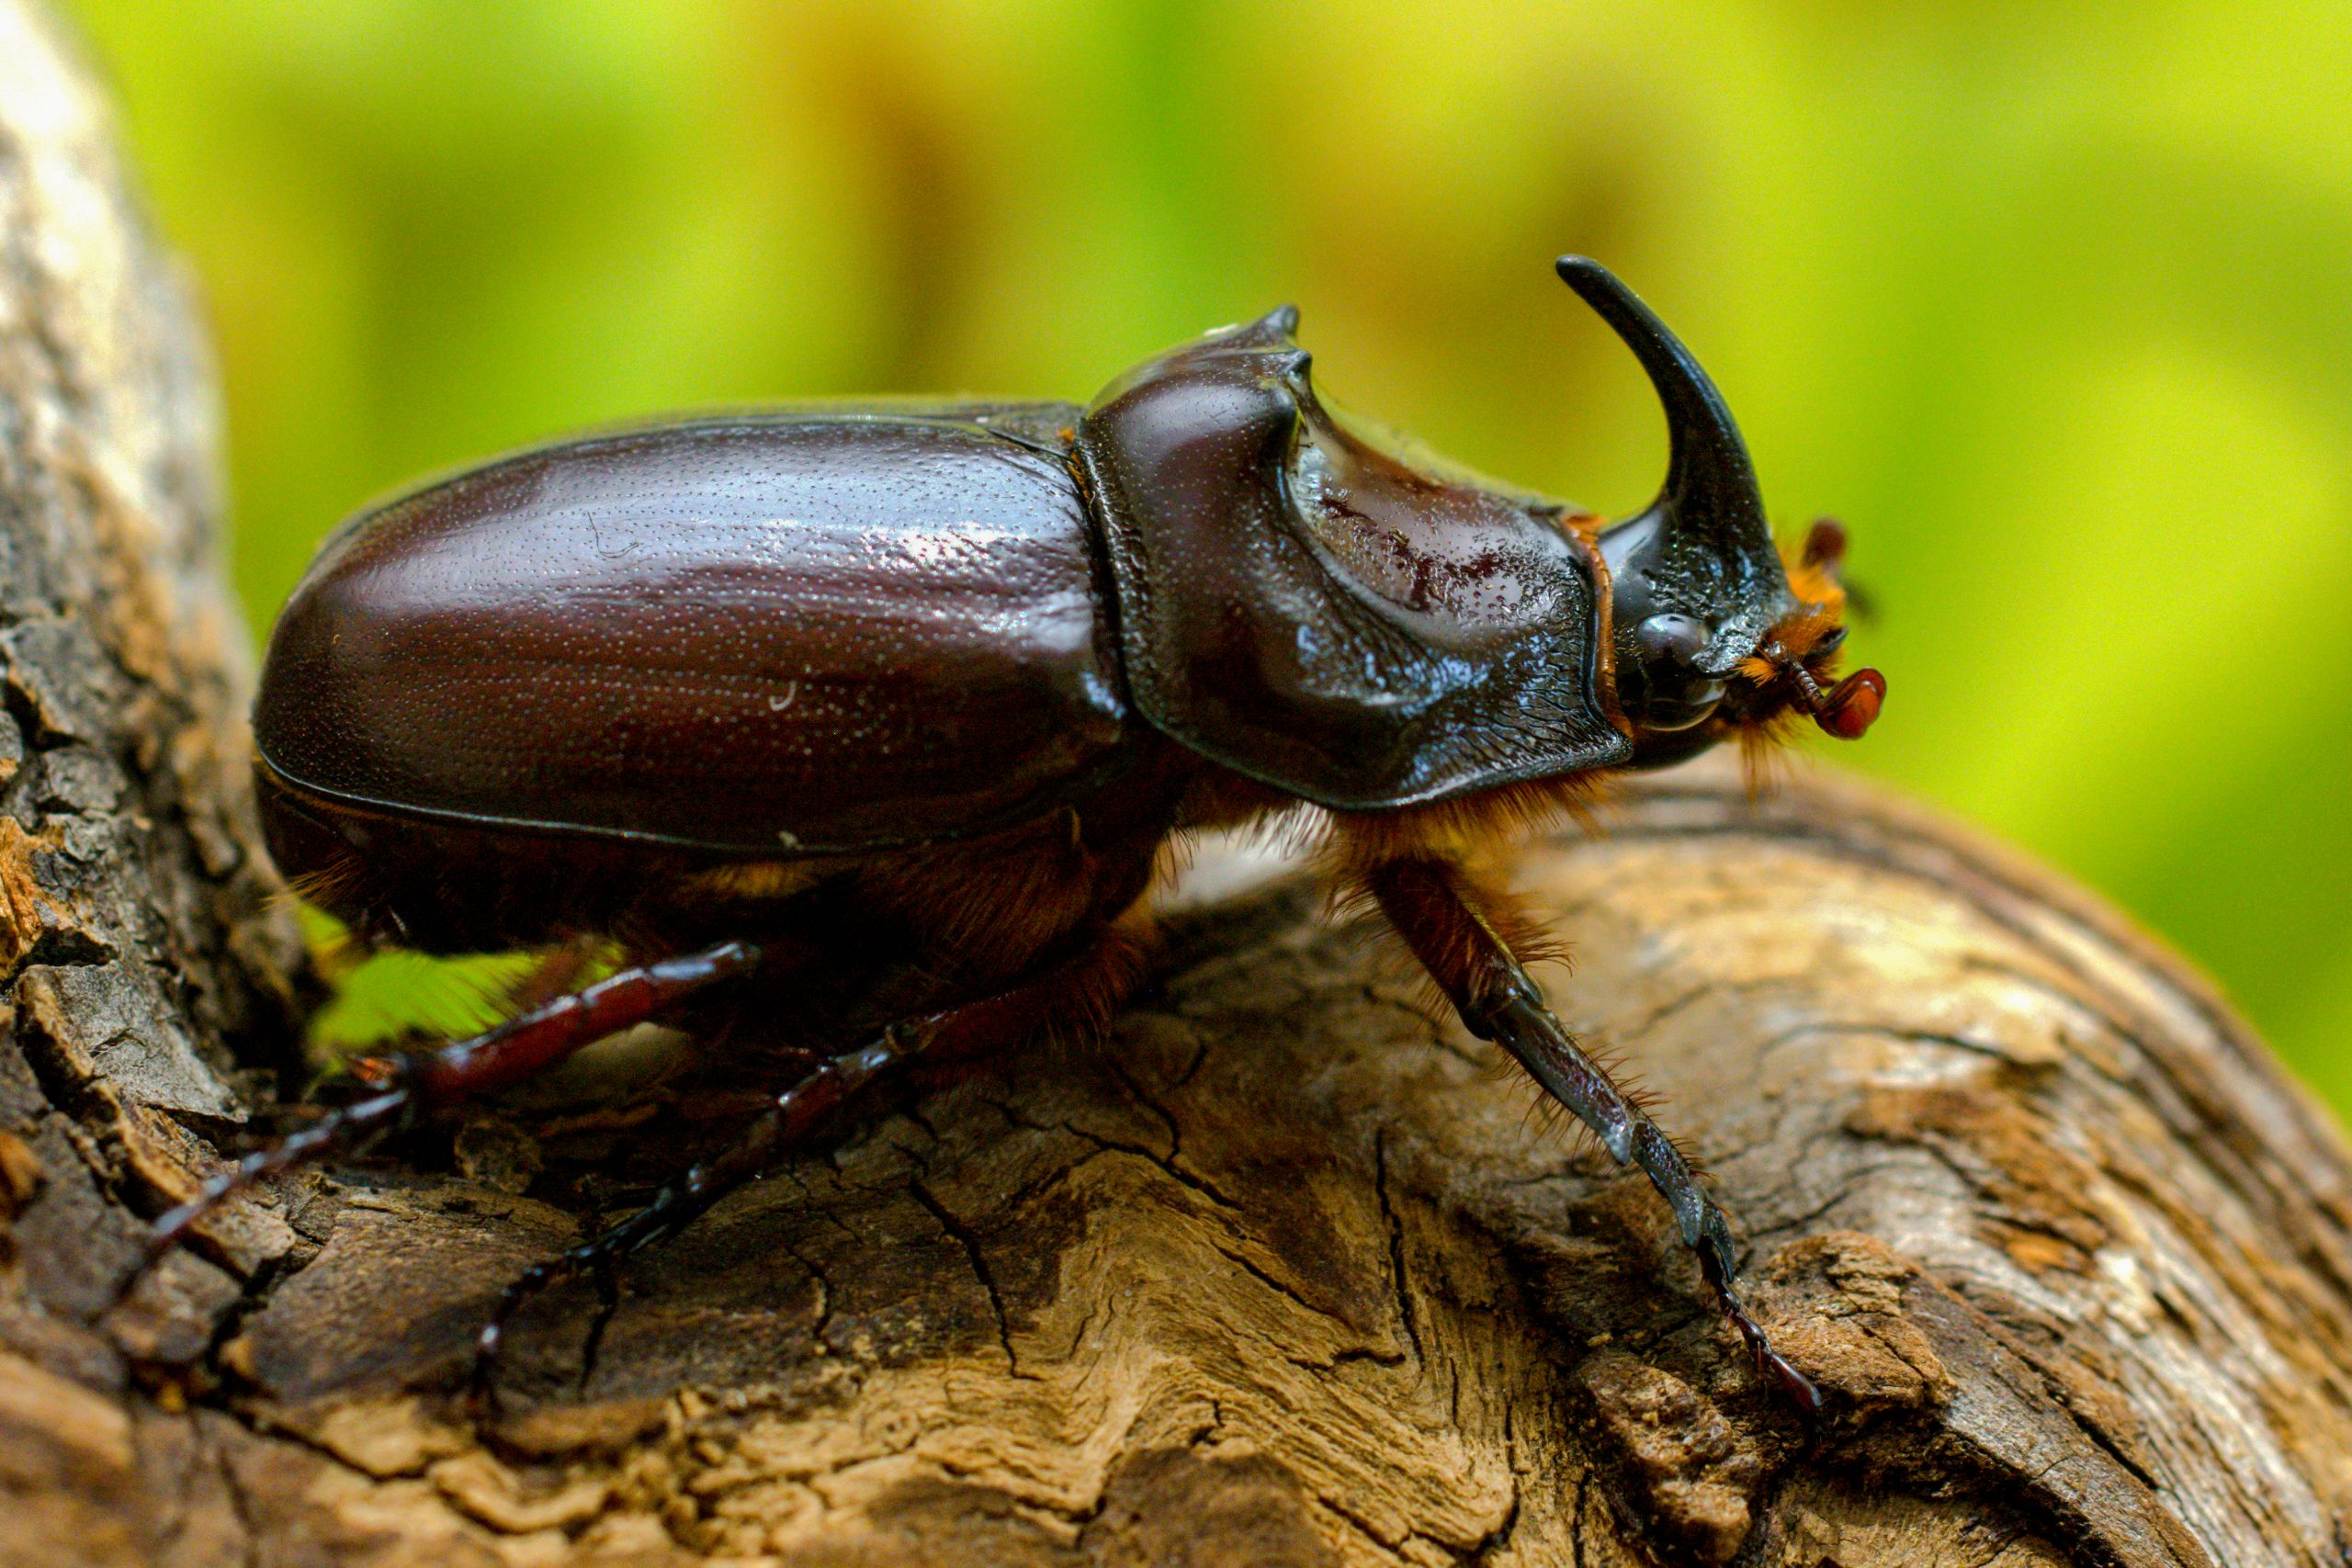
xmin=130 ymin=258 xmax=1881 ymax=1415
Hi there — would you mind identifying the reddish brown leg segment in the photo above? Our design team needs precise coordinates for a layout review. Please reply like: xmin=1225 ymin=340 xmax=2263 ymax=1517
xmin=1364 ymin=857 xmax=1819 ymax=1415
xmin=472 ymin=919 xmax=1152 ymax=1404
xmin=119 ymin=939 xmax=763 ymax=1299
xmin=405 ymin=940 xmax=763 ymax=1104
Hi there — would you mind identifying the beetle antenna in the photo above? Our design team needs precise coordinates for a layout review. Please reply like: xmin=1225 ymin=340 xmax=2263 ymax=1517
xmin=1788 ymin=660 xmax=1886 ymax=740
xmin=1788 ymin=662 xmax=1826 ymax=711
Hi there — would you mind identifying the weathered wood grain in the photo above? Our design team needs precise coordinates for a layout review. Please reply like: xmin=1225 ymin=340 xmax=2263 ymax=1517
xmin=4 ymin=2 xmax=2351 ymax=1562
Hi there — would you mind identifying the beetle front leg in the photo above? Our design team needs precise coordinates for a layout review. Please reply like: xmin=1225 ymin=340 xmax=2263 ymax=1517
xmin=1363 ymin=855 xmax=1819 ymax=1414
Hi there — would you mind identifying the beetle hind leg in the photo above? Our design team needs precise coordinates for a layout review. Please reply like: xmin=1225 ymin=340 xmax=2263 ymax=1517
xmin=114 ymin=939 xmax=763 ymax=1307
xmin=1363 ymin=854 xmax=1820 ymax=1416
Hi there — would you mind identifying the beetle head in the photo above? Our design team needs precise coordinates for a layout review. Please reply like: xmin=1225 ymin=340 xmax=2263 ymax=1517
xmin=1558 ymin=256 xmax=1883 ymax=763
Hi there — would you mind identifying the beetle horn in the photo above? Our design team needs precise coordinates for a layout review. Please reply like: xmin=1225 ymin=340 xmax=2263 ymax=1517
xmin=1556 ymin=255 xmax=1792 ymax=674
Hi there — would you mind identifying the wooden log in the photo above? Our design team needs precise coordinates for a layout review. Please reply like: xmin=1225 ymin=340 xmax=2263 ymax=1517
xmin=4 ymin=3 xmax=2352 ymax=1562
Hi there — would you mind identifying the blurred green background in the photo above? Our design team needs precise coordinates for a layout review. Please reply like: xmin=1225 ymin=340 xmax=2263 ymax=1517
xmin=59 ymin=2 xmax=2352 ymax=1112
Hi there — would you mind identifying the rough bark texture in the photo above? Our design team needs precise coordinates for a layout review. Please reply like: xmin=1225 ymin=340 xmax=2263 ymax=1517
xmin=0 ymin=0 xmax=312 ymax=1540
xmin=6 ymin=4 xmax=2352 ymax=1563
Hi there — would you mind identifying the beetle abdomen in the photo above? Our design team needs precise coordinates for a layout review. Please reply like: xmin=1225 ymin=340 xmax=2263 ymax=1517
xmin=255 ymin=410 xmax=1132 ymax=854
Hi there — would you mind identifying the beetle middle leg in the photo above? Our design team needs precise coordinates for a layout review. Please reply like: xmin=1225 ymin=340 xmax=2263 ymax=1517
xmin=471 ymin=913 xmax=1154 ymax=1406
xmin=1363 ymin=854 xmax=1820 ymax=1413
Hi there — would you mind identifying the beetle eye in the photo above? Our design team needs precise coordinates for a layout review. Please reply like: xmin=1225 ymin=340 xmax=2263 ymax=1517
xmin=1811 ymin=624 xmax=1849 ymax=658
xmin=1634 ymin=613 xmax=1709 ymax=670
xmin=1627 ymin=614 xmax=1725 ymax=732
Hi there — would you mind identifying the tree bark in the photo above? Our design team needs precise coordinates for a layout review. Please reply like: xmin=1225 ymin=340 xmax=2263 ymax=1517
xmin=6 ymin=4 xmax=2352 ymax=1564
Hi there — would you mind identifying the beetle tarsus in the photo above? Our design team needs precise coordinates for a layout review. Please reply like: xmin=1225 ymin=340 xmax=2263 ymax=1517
xmin=1490 ymin=988 xmax=1816 ymax=1412
xmin=1695 ymin=1237 xmax=1824 ymax=1415
xmin=123 ymin=1088 xmax=412 ymax=1301
xmin=1366 ymin=855 xmax=1818 ymax=1416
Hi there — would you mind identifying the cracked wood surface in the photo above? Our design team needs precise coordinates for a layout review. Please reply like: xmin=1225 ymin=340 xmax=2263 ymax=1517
xmin=6 ymin=2 xmax=2352 ymax=1562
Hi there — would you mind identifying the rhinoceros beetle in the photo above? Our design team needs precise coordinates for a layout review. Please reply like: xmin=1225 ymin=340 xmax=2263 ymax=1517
xmin=133 ymin=257 xmax=1880 ymax=1414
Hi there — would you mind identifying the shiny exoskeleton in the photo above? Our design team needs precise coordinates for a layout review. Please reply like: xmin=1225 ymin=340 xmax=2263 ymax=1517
xmin=135 ymin=259 xmax=1883 ymax=1414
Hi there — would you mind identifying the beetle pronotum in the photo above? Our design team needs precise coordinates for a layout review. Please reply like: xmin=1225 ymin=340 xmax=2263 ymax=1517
xmin=130 ymin=258 xmax=1881 ymax=1413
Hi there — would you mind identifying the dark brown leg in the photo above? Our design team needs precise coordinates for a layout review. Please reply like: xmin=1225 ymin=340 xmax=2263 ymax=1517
xmin=1363 ymin=856 xmax=1819 ymax=1414
xmin=471 ymin=916 xmax=1151 ymax=1404
xmin=119 ymin=939 xmax=763 ymax=1296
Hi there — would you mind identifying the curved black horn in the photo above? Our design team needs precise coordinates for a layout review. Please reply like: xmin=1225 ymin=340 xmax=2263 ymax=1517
xmin=1556 ymin=256 xmax=1791 ymax=673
